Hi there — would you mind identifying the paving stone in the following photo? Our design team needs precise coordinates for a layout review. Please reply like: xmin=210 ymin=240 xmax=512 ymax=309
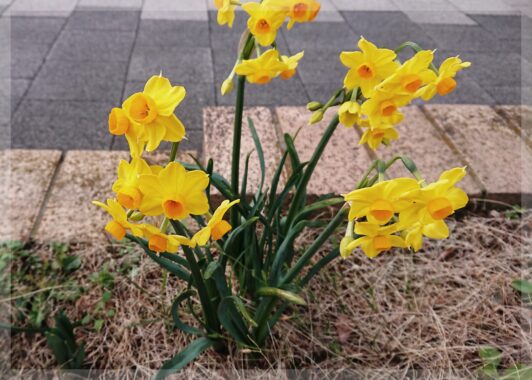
xmin=377 ymin=106 xmax=480 ymax=194
xmin=11 ymin=100 xmax=112 ymax=150
xmin=405 ymin=11 xmax=477 ymax=25
xmin=48 ymin=29 xmax=136 ymax=62
xmin=0 ymin=149 xmax=62 ymax=242
xmin=65 ymin=10 xmax=140 ymax=31
xmin=304 ymin=82 xmax=345 ymax=104
xmin=483 ymin=86 xmax=522 ymax=105
xmin=0 ymin=77 xmax=9 ymax=124
xmin=11 ymin=78 xmax=31 ymax=114
xmin=295 ymin=48 xmax=348 ymax=85
xmin=276 ymin=106 xmax=374 ymax=195
xmin=424 ymin=104 xmax=532 ymax=194
xmin=128 ymin=45 xmax=213 ymax=83
xmin=281 ymin=22 xmax=358 ymax=52
xmin=27 ymin=59 xmax=126 ymax=102
xmin=342 ymin=11 xmax=437 ymax=51
xmin=392 ymin=0 xmax=459 ymax=12
xmin=333 ymin=0 xmax=398 ymax=11
xmin=0 ymin=123 xmax=10 ymax=149
xmin=6 ymin=0 xmax=77 ymax=17
xmin=469 ymin=14 xmax=522 ymax=39
xmin=449 ymin=0 xmax=516 ymax=14
xmin=203 ymin=106 xmax=283 ymax=194
xmin=11 ymin=50 xmax=45 ymax=79
xmin=142 ymin=0 xmax=207 ymax=21
xmin=136 ymin=19 xmax=210 ymax=48
xmin=0 ymin=17 xmax=9 ymax=78
xmin=495 ymin=105 xmax=532 ymax=143
xmin=420 ymin=24 xmax=516 ymax=53
xmin=77 ymin=0 xmax=142 ymax=10
xmin=313 ymin=0 xmax=343 ymax=22
xmin=123 ymin=80 xmax=214 ymax=130
xmin=34 ymin=150 xmax=196 ymax=242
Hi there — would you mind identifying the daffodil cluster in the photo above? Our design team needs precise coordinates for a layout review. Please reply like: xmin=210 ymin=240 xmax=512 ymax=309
xmin=310 ymin=37 xmax=470 ymax=150
xmin=94 ymin=75 xmax=240 ymax=254
xmin=341 ymin=167 xmax=468 ymax=259
xmin=216 ymin=0 xmax=320 ymax=92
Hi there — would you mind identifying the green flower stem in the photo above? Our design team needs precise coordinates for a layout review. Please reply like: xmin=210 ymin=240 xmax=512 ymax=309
xmin=169 ymin=141 xmax=180 ymax=162
xmin=394 ymin=41 xmax=438 ymax=73
xmin=230 ymin=74 xmax=246 ymax=229
xmin=286 ymin=114 xmax=340 ymax=227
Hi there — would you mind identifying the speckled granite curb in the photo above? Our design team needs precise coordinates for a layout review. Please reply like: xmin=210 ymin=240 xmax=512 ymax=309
xmin=2 ymin=105 xmax=531 ymax=243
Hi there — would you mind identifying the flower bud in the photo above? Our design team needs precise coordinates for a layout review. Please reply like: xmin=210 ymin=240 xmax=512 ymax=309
xmin=308 ymin=110 xmax=324 ymax=125
xmin=221 ymin=78 xmax=234 ymax=96
xmin=340 ymin=235 xmax=355 ymax=259
xmin=306 ymin=101 xmax=322 ymax=111
xmin=129 ymin=212 xmax=145 ymax=222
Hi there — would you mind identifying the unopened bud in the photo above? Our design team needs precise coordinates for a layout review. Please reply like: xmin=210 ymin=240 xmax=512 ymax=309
xmin=340 ymin=235 xmax=355 ymax=259
xmin=308 ymin=110 xmax=324 ymax=125
xmin=221 ymin=79 xmax=234 ymax=96
xmin=129 ymin=212 xmax=145 ymax=222
xmin=306 ymin=101 xmax=322 ymax=111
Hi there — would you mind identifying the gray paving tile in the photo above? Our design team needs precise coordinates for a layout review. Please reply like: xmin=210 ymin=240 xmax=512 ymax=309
xmin=482 ymin=85 xmax=522 ymax=104
xmin=420 ymin=24 xmax=518 ymax=53
xmin=469 ymin=14 xmax=522 ymax=39
xmin=0 ymin=77 xmax=8 ymax=124
xmin=123 ymin=81 xmax=214 ymax=130
xmin=281 ymin=22 xmax=358 ymax=52
xmin=11 ymin=78 xmax=31 ymax=114
xmin=332 ymin=0 xmax=398 ymax=11
xmin=304 ymin=82 xmax=345 ymax=104
xmin=136 ymin=19 xmax=209 ymax=48
xmin=6 ymin=0 xmax=77 ymax=17
xmin=77 ymin=0 xmax=142 ymax=10
xmin=449 ymin=0 xmax=516 ymax=14
xmin=11 ymin=100 xmax=112 ymax=149
xmin=128 ymin=45 xmax=213 ymax=83
xmin=293 ymin=48 xmax=349 ymax=85
xmin=0 ymin=123 xmax=10 ymax=149
xmin=342 ymin=11 xmax=437 ymax=51
xmin=405 ymin=11 xmax=477 ymax=25
xmin=10 ymin=16 xmax=66 ymax=55
xmin=11 ymin=50 xmax=44 ymax=79
xmin=313 ymin=0 xmax=343 ymax=22
xmin=392 ymin=0 xmax=459 ymax=12
xmin=141 ymin=0 xmax=207 ymax=21
xmin=48 ymin=29 xmax=136 ymax=62
xmin=65 ymin=9 xmax=140 ymax=31
xmin=27 ymin=59 xmax=126 ymax=102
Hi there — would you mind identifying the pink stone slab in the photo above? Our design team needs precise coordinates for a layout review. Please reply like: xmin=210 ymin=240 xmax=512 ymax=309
xmin=275 ymin=106 xmax=374 ymax=195
xmin=0 ymin=149 xmax=62 ymax=242
xmin=424 ymin=105 xmax=532 ymax=196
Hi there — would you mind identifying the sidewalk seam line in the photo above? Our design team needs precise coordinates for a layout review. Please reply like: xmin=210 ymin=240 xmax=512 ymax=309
xmin=419 ymin=105 xmax=487 ymax=194
xmin=28 ymin=150 xmax=65 ymax=241
xmin=493 ymin=105 xmax=532 ymax=151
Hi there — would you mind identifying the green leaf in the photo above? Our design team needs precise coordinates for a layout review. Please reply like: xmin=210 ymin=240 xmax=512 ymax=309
xmin=217 ymin=298 xmax=251 ymax=345
xmin=203 ymin=261 xmax=220 ymax=280
xmin=106 ymin=309 xmax=115 ymax=317
xmin=501 ymin=364 xmax=532 ymax=380
xmin=248 ymin=117 xmax=266 ymax=194
xmin=94 ymin=319 xmax=104 ymax=331
xmin=223 ymin=217 xmax=259 ymax=252
xmin=102 ymin=291 xmax=112 ymax=303
xmin=268 ymin=151 xmax=288 ymax=208
xmin=256 ymin=287 xmax=306 ymax=306
xmin=171 ymin=290 xmax=204 ymax=335
xmin=240 ymin=151 xmax=252 ymax=197
xmin=45 ymin=332 xmax=69 ymax=367
xmin=511 ymin=279 xmax=532 ymax=294
xmin=480 ymin=346 xmax=502 ymax=367
xmin=156 ymin=337 xmax=216 ymax=380
xmin=230 ymin=296 xmax=258 ymax=328
xmin=292 ymin=197 xmax=345 ymax=225
xmin=62 ymin=255 xmax=81 ymax=273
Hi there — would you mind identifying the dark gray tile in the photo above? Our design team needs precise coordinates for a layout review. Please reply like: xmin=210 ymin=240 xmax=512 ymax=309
xmin=216 ymin=75 xmax=310 ymax=106
xmin=281 ymin=22 xmax=357 ymax=52
xmin=419 ymin=24 xmax=517 ymax=53
xmin=0 ymin=123 xmax=11 ymax=150
xmin=469 ymin=14 xmax=522 ymax=40
xmin=65 ymin=10 xmax=140 ymax=31
xmin=11 ymin=50 xmax=45 ymax=79
xmin=342 ymin=11 xmax=437 ymax=51
xmin=136 ymin=20 xmax=209 ymax=48
xmin=482 ymin=86 xmax=521 ymax=105
xmin=48 ymin=29 xmax=136 ymax=62
xmin=128 ymin=45 xmax=213 ymax=83
xmin=294 ymin=48 xmax=347 ymax=85
xmin=11 ymin=78 xmax=31 ymax=114
xmin=11 ymin=100 xmax=112 ymax=149
xmin=27 ymin=59 xmax=126 ymax=102
xmin=304 ymin=82 xmax=345 ymax=104
xmin=10 ymin=17 xmax=66 ymax=54
xmin=0 ymin=78 xmax=8 ymax=124
xmin=425 ymin=77 xmax=495 ymax=105
xmin=123 ymin=81 xmax=214 ymax=130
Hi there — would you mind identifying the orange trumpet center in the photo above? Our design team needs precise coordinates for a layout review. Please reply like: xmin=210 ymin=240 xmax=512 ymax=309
xmin=427 ymin=197 xmax=454 ymax=220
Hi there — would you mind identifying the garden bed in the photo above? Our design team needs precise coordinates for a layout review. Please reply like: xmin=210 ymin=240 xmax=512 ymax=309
xmin=1 ymin=212 xmax=530 ymax=379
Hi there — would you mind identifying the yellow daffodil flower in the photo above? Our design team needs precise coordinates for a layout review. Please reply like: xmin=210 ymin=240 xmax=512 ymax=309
xmin=280 ymin=51 xmax=304 ymax=80
xmin=286 ymin=0 xmax=320 ymax=30
xmin=359 ymin=123 xmax=399 ymax=150
xmin=399 ymin=167 xmax=468 ymax=234
xmin=192 ymin=199 xmax=240 ymax=246
xmin=108 ymin=107 xmax=145 ymax=158
xmin=343 ymin=178 xmax=419 ymax=224
xmin=138 ymin=162 xmax=209 ymax=220
xmin=112 ymin=158 xmax=154 ymax=210
xmin=340 ymin=37 xmax=400 ymax=98
xmin=242 ymin=1 xmax=288 ymax=46
xmin=402 ymin=219 xmax=449 ymax=252
xmin=418 ymin=56 xmax=471 ymax=100
xmin=360 ymin=90 xmax=410 ymax=129
xmin=377 ymin=50 xmax=437 ymax=96
xmin=214 ymin=0 xmax=237 ymax=28
xmin=140 ymin=224 xmax=193 ymax=253
xmin=345 ymin=222 xmax=406 ymax=259
xmin=92 ymin=199 xmax=144 ymax=241
xmin=122 ymin=75 xmax=186 ymax=152
xmin=338 ymin=101 xmax=361 ymax=127
xmin=235 ymin=49 xmax=287 ymax=84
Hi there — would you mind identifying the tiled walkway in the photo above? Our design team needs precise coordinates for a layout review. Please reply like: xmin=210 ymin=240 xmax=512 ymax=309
xmin=1 ymin=0 xmax=531 ymax=154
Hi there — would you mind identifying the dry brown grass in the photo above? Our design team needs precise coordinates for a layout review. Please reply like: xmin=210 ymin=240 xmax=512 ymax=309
xmin=1 ymin=212 xmax=531 ymax=379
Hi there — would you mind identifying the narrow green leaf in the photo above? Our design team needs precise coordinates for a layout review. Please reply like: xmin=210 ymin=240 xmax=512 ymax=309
xmin=203 ymin=261 xmax=220 ymax=280
xmin=248 ymin=117 xmax=266 ymax=193
xmin=256 ymin=287 xmax=306 ymax=306
xmin=269 ymin=151 xmax=288 ymax=208
xmin=171 ymin=290 xmax=204 ymax=335
xmin=230 ymin=296 xmax=258 ymax=328
xmin=511 ymin=279 xmax=532 ymax=294
xmin=223 ymin=216 xmax=259 ymax=252
xmin=156 ymin=337 xmax=216 ymax=380
xmin=240 ymin=151 xmax=252 ymax=197
xmin=501 ymin=364 xmax=532 ymax=380
xmin=292 ymin=197 xmax=345 ymax=226
xmin=217 ymin=298 xmax=251 ymax=345
xmin=479 ymin=346 xmax=502 ymax=367
xmin=45 ymin=332 xmax=69 ymax=366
